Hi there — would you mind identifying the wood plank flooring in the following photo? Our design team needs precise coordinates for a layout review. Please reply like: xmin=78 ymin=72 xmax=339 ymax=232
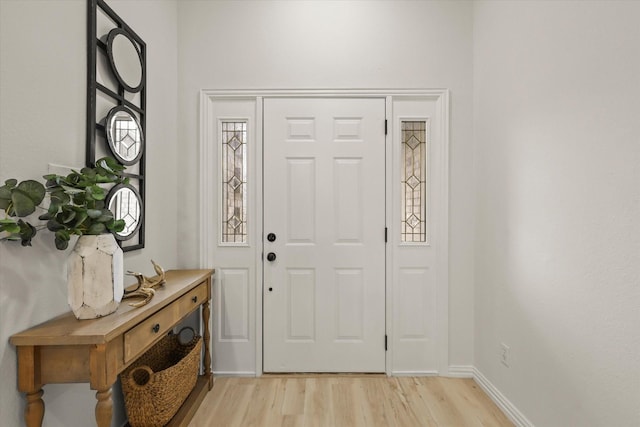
xmin=188 ymin=375 xmax=514 ymax=427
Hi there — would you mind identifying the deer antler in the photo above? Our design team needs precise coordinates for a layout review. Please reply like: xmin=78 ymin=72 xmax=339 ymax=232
xmin=122 ymin=260 xmax=166 ymax=307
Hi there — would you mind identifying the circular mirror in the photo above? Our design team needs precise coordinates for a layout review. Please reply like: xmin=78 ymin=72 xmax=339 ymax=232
xmin=107 ymin=184 xmax=143 ymax=241
xmin=106 ymin=28 xmax=143 ymax=92
xmin=105 ymin=106 xmax=144 ymax=165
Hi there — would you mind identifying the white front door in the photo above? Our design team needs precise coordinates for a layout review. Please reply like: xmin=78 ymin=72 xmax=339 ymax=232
xmin=263 ymin=97 xmax=386 ymax=372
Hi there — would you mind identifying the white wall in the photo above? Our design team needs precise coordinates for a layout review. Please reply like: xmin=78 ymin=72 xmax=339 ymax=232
xmin=177 ymin=0 xmax=476 ymax=370
xmin=473 ymin=1 xmax=640 ymax=426
xmin=0 ymin=1 xmax=179 ymax=426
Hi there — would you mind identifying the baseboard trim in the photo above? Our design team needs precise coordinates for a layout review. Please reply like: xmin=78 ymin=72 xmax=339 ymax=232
xmin=473 ymin=367 xmax=534 ymax=427
xmin=390 ymin=370 xmax=439 ymax=376
xmin=446 ymin=365 xmax=474 ymax=378
xmin=213 ymin=371 xmax=257 ymax=377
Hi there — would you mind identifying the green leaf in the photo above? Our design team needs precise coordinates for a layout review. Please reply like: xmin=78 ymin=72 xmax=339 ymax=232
xmin=45 ymin=175 xmax=66 ymax=188
xmin=50 ymin=190 xmax=70 ymax=205
xmin=87 ymin=223 xmax=106 ymax=234
xmin=109 ymin=219 xmax=126 ymax=233
xmin=66 ymin=172 xmax=82 ymax=185
xmin=0 ymin=222 xmax=20 ymax=234
xmin=96 ymin=209 xmax=114 ymax=223
xmin=74 ymin=211 xmax=89 ymax=227
xmin=80 ymin=167 xmax=97 ymax=178
xmin=17 ymin=180 xmax=45 ymax=205
xmin=38 ymin=212 xmax=53 ymax=221
xmin=18 ymin=220 xmax=36 ymax=247
xmin=96 ymin=158 xmax=114 ymax=174
xmin=4 ymin=179 xmax=17 ymax=187
xmin=87 ymin=209 xmax=102 ymax=219
xmin=0 ymin=186 xmax=12 ymax=210
xmin=78 ymin=178 xmax=93 ymax=187
xmin=47 ymin=219 xmax=64 ymax=232
xmin=60 ymin=185 xmax=85 ymax=195
xmin=72 ymin=192 xmax=87 ymax=205
xmin=54 ymin=237 xmax=69 ymax=250
xmin=61 ymin=210 xmax=76 ymax=224
xmin=0 ymin=189 xmax=10 ymax=201
xmin=11 ymin=189 xmax=37 ymax=217
xmin=95 ymin=174 xmax=117 ymax=184
xmin=55 ymin=229 xmax=70 ymax=241
xmin=48 ymin=201 xmax=60 ymax=215
xmin=88 ymin=185 xmax=106 ymax=201
xmin=95 ymin=157 xmax=125 ymax=180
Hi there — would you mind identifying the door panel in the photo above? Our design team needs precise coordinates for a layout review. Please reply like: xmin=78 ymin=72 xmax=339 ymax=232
xmin=263 ymin=97 xmax=386 ymax=372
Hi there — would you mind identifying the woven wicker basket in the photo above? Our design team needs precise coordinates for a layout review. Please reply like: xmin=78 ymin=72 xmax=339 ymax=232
xmin=120 ymin=327 xmax=202 ymax=427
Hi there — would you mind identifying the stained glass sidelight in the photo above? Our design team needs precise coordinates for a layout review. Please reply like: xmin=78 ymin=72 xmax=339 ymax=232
xmin=401 ymin=121 xmax=427 ymax=242
xmin=221 ymin=121 xmax=247 ymax=243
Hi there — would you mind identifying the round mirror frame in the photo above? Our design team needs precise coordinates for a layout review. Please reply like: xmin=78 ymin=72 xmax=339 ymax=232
xmin=106 ymin=183 xmax=144 ymax=241
xmin=105 ymin=106 xmax=144 ymax=166
xmin=106 ymin=28 xmax=144 ymax=93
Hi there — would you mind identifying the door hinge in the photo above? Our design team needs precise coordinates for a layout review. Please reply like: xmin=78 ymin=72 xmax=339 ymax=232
xmin=385 ymin=335 xmax=388 ymax=351
xmin=384 ymin=119 xmax=388 ymax=135
xmin=385 ymin=227 xmax=388 ymax=243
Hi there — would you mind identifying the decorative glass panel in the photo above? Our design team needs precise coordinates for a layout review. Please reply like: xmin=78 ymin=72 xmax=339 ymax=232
xmin=222 ymin=121 xmax=247 ymax=243
xmin=401 ymin=121 xmax=427 ymax=242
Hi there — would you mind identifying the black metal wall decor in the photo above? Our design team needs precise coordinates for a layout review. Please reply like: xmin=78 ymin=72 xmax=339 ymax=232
xmin=87 ymin=0 xmax=146 ymax=251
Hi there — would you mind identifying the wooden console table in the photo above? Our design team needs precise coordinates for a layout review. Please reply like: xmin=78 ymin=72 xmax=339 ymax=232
xmin=10 ymin=269 xmax=214 ymax=427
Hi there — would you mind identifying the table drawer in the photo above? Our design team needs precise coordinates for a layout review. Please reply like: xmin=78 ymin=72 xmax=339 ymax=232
xmin=123 ymin=283 xmax=208 ymax=363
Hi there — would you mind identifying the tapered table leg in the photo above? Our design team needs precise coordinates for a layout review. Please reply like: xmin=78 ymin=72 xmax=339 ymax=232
xmin=24 ymin=389 xmax=44 ymax=427
xmin=95 ymin=387 xmax=113 ymax=427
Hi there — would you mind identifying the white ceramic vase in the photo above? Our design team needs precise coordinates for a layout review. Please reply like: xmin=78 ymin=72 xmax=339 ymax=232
xmin=67 ymin=234 xmax=124 ymax=320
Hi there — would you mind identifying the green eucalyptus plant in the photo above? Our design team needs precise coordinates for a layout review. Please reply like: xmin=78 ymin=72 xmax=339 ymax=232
xmin=0 ymin=157 xmax=128 ymax=250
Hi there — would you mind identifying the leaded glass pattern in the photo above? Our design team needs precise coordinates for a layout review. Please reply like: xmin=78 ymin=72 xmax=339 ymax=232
xmin=401 ymin=121 xmax=427 ymax=242
xmin=222 ymin=121 xmax=247 ymax=243
xmin=113 ymin=116 xmax=141 ymax=160
xmin=110 ymin=186 xmax=141 ymax=238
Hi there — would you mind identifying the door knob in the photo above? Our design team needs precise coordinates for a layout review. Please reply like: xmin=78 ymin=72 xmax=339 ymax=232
xmin=266 ymin=252 xmax=277 ymax=262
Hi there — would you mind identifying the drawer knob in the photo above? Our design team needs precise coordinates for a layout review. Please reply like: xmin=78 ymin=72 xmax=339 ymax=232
xmin=152 ymin=324 xmax=160 ymax=333
xmin=192 ymin=296 xmax=198 ymax=303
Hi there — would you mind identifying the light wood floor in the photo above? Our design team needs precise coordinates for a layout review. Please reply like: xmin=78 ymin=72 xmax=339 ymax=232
xmin=188 ymin=375 xmax=514 ymax=427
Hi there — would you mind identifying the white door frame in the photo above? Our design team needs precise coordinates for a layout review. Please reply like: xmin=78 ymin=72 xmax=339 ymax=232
xmin=199 ymin=89 xmax=450 ymax=376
